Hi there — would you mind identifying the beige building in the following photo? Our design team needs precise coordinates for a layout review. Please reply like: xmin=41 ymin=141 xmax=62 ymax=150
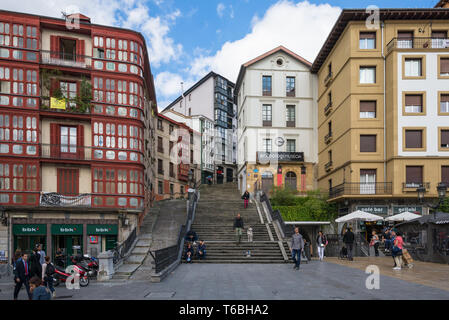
xmin=312 ymin=8 xmax=449 ymax=223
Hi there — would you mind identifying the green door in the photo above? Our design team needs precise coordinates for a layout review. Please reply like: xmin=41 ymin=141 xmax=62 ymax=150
xmin=105 ymin=236 xmax=117 ymax=251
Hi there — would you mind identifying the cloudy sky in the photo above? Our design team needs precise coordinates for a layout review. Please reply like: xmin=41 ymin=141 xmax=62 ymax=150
xmin=0 ymin=0 xmax=439 ymax=109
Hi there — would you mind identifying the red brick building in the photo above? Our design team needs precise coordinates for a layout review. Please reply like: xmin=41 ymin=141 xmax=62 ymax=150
xmin=0 ymin=10 xmax=157 ymax=264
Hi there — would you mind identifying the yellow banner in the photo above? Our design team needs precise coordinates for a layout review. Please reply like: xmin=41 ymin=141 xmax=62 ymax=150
xmin=50 ymin=97 xmax=66 ymax=109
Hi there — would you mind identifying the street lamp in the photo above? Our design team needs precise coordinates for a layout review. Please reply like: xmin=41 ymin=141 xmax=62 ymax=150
xmin=416 ymin=182 xmax=447 ymax=218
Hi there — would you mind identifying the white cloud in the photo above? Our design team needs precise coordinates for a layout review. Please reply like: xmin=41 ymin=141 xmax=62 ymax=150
xmin=155 ymin=72 xmax=195 ymax=100
xmin=190 ymin=1 xmax=341 ymax=82
xmin=217 ymin=3 xmax=226 ymax=18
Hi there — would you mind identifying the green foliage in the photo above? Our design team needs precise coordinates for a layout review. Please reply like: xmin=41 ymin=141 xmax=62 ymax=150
xmin=440 ymin=197 xmax=449 ymax=213
xmin=271 ymin=186 xmax=338 ymax=222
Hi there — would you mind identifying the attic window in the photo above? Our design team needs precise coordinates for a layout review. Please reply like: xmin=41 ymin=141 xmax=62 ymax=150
xmin=276 ymin=58 xmax=284 ymax=66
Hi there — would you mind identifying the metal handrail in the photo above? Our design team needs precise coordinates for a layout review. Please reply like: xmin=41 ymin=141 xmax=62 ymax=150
xmin=387 ymin=37 xmax=449 ymax=53
xmin=329 ymin=182 xmax=393 ymax=199
xmin=113 ymin=227 xmax=137 ymax=265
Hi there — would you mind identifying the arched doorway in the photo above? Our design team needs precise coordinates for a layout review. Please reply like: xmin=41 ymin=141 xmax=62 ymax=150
xmin=285 ymin=171 xmax=297 ymax=191
xmin=261 ymin=171 xmax=274 ymax=195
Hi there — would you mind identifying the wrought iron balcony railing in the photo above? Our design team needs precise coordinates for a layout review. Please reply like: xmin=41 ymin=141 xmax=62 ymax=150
xmin=324 ymin=101 xmax=333 ymax=115
xmin=329 ymin=182 xmax=393 ymax=199
xmin=387 ymin=37 xmax=449 ymax=53
xmin=325 ymin=131 xmax=333 ymax=144
xmin=40 ymin=50 xmax=92 ymax=69
xmin=324 ymin=72 xmax=333 ymax=86
xmin=325 ymin=160 xmax=333 ymax=172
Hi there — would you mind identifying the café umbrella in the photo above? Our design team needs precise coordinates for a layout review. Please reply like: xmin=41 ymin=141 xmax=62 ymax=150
xmin=335 ymin=210 xmax=384 ymax=223
xmin=385 ymin=211 xmax=421 ymax=222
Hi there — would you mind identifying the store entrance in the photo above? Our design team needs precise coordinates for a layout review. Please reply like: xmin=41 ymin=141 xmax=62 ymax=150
xmin=53 ymin=235 xmax=83 ymax=267
xmin=14 ymin=236 xmax=46 ymax=256
xmin=363 ymin=221 xmax=385 ymax=243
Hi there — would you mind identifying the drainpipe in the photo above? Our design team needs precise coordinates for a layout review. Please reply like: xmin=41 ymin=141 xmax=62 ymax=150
xmin=381 ymin=22 xmax=387 ymax=185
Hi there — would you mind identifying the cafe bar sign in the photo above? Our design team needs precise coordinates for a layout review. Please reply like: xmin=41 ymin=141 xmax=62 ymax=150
xmin=257 ymin=152 xmax=304 ymax=163
xmin=356 ymin=206 xmax=388 ymax=215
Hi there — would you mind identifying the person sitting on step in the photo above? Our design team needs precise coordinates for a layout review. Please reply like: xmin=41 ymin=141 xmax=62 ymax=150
xmin=184 ymin=243 xmax=194 ymax=263
xmin=197 ymin=240 xmax=206 ymax=260
xmin=185 ymin=230 xmax=198 ymax=245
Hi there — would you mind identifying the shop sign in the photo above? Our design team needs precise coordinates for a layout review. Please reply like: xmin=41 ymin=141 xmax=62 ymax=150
xmin=51 ymin=224 xmax=83 ymax=235
xmin=13 ymin=224 xmax=47 ymax=235
xmin=393 ymin=206 xmax=423 ymax=215
xmin=87 ymin=224 xmax=118 ymax=235
xmin=356 ymin=206 xmax=388 ymax=215
xmin=89 ymin=236 xmax=99 ymax=244
xmin=257 ymin=152 xmax=304 ymax=163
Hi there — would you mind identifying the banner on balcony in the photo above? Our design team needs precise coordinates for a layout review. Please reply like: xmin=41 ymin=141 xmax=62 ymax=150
xmin=40 ymin=192 xmax=91 ymax=207
xmin=50 ymin=97 xmax=66 ymax=109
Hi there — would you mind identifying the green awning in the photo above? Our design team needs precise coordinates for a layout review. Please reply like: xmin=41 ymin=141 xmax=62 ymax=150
xmin=51 ymin=224 xmax=83 ymax=235
xmin=86 ymin=224 xmax=118 ymax=235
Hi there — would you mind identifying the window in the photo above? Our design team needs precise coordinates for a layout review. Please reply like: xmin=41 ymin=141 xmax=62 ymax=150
xmin=169 ymin=162 xmax=175 ymax=178
xmin=57 ymin=168 xmax=79 ymax=196
xmin=405 ymin=166 xmax=423 ymax=188
xmin=404 ymin=94 xmax=423 ymax=114
xmin=286 ymin=77 xmax=295 ymax=97
xmin=286 ymin=105 xmax=295 ymax=127
xmin=158 ymin=181 xmax=163 ymax=195
xmin=157 ymin=119 xmax=163 ymax=131
xmin=263 ymin=139 xmax=272 ymax=152
xmin=262 ymin=104 xmax=272 ymax=126
xmin=360 ymin=32 xmax=376 ymax=49
xmin=397 ymin=31 xmax=414 ymax=48
xmin=60 ymin=126 xmax=77 ymax=154
xmin=432 ymin=31 xmax=447 ymax=48
xmin=441 ymin=94 xmax=449 ymax=113
xmin=440 ymin=58 xmax=449 ymax=77
xmin=360 ymin=135 xmax=376 ymax=152
xmin=0 ymin=22 xmax=10 ymax=47
xmin=328 ymin=150 xmax=332 ymax=162
xmin=360 ymin=169 xmax=376 ymax=194
xmin=442 ymin=166 xmax=449 ymax=185
xmin=405 ymin=130 xmax=423 ymax=149
xmin=262 ymin=76 xmax=272 ymax=96
xmin=169 ymin=124 xmax=174 ymax=134
xmin=359 ymin=67 xmax=376 ymax=84
xmin=158 ymin=159 xmax=163 ymax=174
xmin=360 ymin=101 xmax=376 ymax=118
xmin=441 ymin=130 xmax=449 ymax=149
xmin=404 ymin=58 xmax=422 ymax=77
xmin=286 ymin=139 xmax=296 ymax=152
xmin=60 ymin=81 xmax=77 ymax=108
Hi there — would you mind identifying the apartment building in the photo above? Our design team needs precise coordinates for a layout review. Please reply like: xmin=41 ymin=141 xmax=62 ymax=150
xmin=235 ymin=46 xmax=318 ymax=195
xmin=155 ymin=114 xmax=196 ymax=200
xmin=0 ymin=10 xmax=157 ymax=264
xmin=162 ymin=71 xmax=237 ymax=184
xmin=312 ymin=8 xmax=449 ymax=219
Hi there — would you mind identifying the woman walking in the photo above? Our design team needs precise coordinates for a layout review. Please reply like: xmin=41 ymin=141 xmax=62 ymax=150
xmin=242 ymin=191 xmax=250 ymax=209
xmin=42 ymin=256 xmax=56 ymax=298
xmin=391 ymin=230 xmax=404 ymax=270
xmin=370 ymin=231 xmax=380 ymax=257
xmin=316 ymin=231 xmax=328 ymax=261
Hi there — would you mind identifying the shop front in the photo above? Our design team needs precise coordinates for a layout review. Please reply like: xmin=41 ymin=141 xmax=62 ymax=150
xmin=86 ymin=224 xmax=118 ymax=257
xmin=13 ymin=224 xmax=47 ymax=255
xmin=51 ymin=224 xmax=83 ymax=267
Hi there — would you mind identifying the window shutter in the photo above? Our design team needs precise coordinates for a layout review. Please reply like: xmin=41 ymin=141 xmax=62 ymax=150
xmin=360 ymin=135 xmax=376 ymax=152
xmin=432 ymin=31 xmax=447 ymax=38
xmin=77 ymin=125 xmax=84 ymax=159
xmin=50 ymin=79 xmax=59 ymax=97
xmin=406 ymin=166 xmax=422 ymax=184
xmin=442 ymin=166 xmax=449 ymax=184
xmin=398 ymin=31 xmax=413 ymax=39
xmin=441 ymin=59 xmax=449 ymax=74
xmin=360 ymin=101 xmax=376 ymax=112
xmin=50 ymin=123 xmax=60 ymax=158
xmin=77 ymin=40 xmax=85 ymax=62
xmin=360 ymin=32 xmax=375 ymax=39
xmin=441 ymin=94 xmax=449 ymax=103
xmin=441 ymin=130 xmax=449 ymax=146
xmin=405 ymin=95 xmax=422 ymax=106
xmin=405 ymin=130 xmax=422 ymax=148
xmin=360 ymin=169 xmax=376 ymax=176
xmin=50 ymin=36 xmax=59 ymax=58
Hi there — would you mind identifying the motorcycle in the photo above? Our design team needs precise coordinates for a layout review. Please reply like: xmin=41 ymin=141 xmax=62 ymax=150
xmin=52 ymin=262 xmax=89 ymax=287
xmin=77 ymin=254 xmax=98 ymax=279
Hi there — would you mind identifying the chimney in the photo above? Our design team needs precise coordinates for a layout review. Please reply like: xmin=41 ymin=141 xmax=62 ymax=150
xmin=435 ymin=0 xmax=449 ymax=8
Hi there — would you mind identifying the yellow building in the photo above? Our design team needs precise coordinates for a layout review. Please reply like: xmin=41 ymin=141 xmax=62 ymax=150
xmin=311 ymin=8 xmax=449 ymax=221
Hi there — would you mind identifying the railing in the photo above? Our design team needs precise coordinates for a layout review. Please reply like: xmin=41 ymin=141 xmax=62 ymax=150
xmin=387 ymin=37 xmax=449 ymax=53
xmin=259 ymin=192 xmax=293 ymax=238
xmin=402 ymin=182 xmax=430 ymax=191
xmin=329 ymin=182 xmax=393 ymax=199
xmin=324 ymin=72 xmax=333 ymax=85
xmin=40 ymin=143 xmax=91 ymax=160
xmin=324 ymin=132 xmax=333 ymax=144
xmin=40 ymin=192 xmax=92 ymax=207
xmin=40 ymin=50 xmax=92 ymax=69
xmin=325 ymin=161 xmax=333 ymax=172
xmin=40 ymin=96 xmax=91 ymax=114
xmin=112 ymin=227 xmax=137 ymax=265
xmin=324 ymin=101 xmax=333 ymax=115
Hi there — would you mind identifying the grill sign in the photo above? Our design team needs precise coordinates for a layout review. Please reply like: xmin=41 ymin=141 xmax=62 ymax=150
xmin=257 ymin=152 xmax=304 ymax=163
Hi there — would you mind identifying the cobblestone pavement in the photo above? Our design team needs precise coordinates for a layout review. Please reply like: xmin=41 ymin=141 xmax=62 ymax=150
xmin=1 ymin=261 xmax=448 ymax=300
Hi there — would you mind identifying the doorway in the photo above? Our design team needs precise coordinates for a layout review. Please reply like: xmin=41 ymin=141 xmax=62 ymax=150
xmin=14 ymin=236 xmax=46 ymax=256
xmin=261 ymin=172 xmax=274 ymax=195
xmin=285 ymin=171 xmax=297 ymax=191
xmin=53 ymin=235 xmax=83 ymax=267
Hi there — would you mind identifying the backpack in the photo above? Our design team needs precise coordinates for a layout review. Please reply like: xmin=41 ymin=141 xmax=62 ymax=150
xmin=46 ymin=263 xmax=55 ymax=277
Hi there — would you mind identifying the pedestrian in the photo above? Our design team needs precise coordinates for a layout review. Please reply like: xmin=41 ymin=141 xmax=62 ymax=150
xmin=207 ymin=175 xmax=212 ymax=185
xmin=291 ymin=227 xmax=304 ymax=270
xmin=247 ymin=227 xmax=253 ymax=243
xmin=29 ymin=276 xmax=51 ymax=300
xmin=233 ymin=213 xmax=244 ymax=244
xmin=343 ymin=227 xmax=355 ymax=261
xmin=370 ymin=230 xmax=380 ymax=257
xmin=13 ymin=253 xmax=32 ymax=300
xmin=383 ymin=227 xmax=392 ymax=253
xmin=42 ymin=256 xmax=56 ymax=298
xmin=316 ymin=231 xmax=328 ymax=261
xmin=391 ymin=230 xmax=404 ymax=270
xmin=29 ymin=245 xmax=42 ymax=278
xmin=37 ymin=244 xmax=46 ymax=266
xmin=55 ymin=248 xmax=65 ymax=268
xmin=197 ymin=240 xmax=206 ymax=260
xmin=242 ymin=190 xmax=250 ymax=209
xmin=184 ymin=243 xmax=194 ymax=263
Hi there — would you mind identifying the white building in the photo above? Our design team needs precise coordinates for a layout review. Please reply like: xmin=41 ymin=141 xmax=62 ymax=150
xmin=235 ymin=46 xmax=318 ymax=194
xmin=162 ymin=71 xmax=237 ymax=184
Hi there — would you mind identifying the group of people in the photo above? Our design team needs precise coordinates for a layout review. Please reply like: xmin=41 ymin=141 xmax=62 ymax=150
xmin=12 ymin=244 xmax=56 ymax=300
xmin=381 ymin=227 xmax=407 ymax=270
xmin=184 ymin=230 xmax=206 ymax=262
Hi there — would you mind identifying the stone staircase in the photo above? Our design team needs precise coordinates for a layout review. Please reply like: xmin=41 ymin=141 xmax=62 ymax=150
xmin=187 ymin=183 xmax=291 ymax=263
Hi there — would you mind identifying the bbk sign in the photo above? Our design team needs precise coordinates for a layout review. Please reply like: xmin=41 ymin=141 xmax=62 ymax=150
xmin=13 ymin=224 xmax=47 ymax=235
xmin=59 ymin=227 xmax=76 ymax=233
xmin=51 ymin=224 xmax=83 ymax=235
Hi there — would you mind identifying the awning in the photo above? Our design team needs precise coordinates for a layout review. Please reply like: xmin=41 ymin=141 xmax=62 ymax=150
xmin=335 ymin=210 xmax=384 ymax=223
xmin=385 ymin=211 xmax=421 ymax=222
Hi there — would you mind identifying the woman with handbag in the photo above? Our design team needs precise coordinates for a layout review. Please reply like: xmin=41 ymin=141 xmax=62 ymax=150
xmin=391 ymin=230 xmax=404 ymax=270
xmin=370 ymin=231 xmax=380 ymax=257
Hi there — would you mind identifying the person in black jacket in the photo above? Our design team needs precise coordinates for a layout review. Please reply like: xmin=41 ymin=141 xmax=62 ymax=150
xmin=185 ymin=230 xmax=198 ymax=244
xmin=184 ymin=243 xmax=194 ymax=263
xmin=343 ymin=228 xmax=355 ymax=261
xmin=242 ymin=191 xmax=250 ymax=209
xmin=13 ymin=253 xmax=32 ymax=300
xmin=29 ymin=245 xmax=42 ymax=278
xmin=233 ymin=213 xmax=244 ymax=244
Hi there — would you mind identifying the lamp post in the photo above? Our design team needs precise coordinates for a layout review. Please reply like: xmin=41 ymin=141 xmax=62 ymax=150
xmin=416 ymin=182 xmax=447 ymax=218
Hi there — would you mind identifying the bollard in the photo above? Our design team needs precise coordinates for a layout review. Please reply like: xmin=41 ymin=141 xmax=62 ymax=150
xmin=97 ymin=251 xmax=114 ymax=281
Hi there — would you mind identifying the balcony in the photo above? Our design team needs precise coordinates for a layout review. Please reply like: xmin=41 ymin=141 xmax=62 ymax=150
xmin=40 ymin=50 xmax=92 ymax=69
xmin=387 ymin=37 xmax=449 ymax=53
xmin=40 ymin=143 xmax=91 ymax=161
xmin=324 ymin=161 xmax=333 ymax=172
xmin=325 ymin=132 xmax=333 ymax=144
xmin=324 ymin=72 xmax=333 ymax=86
xmin=39 ymin=192 xmax=144 ymax=209
xmin=324 ymin=101 xmax=333 ymax=116
xmin=40 ymin=97 xmax=91 ymax=115
xmin=40 ymin=192 xmax=91 ymax=207
xmin=402 ymin=182 xmax=431 ymax=192
xmin=329 ymin=182 xmax=393 ymax=199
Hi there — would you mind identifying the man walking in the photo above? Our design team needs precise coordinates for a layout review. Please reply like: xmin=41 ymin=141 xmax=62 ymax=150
xmin=233 ymin=213 xmax=244 ymax=244
xmin=13 ymin=253 xmax=32 ymax=300
xmin=343 ymin=227 xmax=355 ymax=261
xmin=291 ymin=227 xmax=304 ymax=270
xmin=38 ymin=244 xmax=46 ymax=266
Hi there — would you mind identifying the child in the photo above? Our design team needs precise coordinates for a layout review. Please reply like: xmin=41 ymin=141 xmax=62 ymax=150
xmin=247 ymin=227 xmax=253 ymax=242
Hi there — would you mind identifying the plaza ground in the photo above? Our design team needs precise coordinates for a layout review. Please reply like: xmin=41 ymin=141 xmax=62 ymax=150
xmin=1 ymin=257 xmax=448 ymax=300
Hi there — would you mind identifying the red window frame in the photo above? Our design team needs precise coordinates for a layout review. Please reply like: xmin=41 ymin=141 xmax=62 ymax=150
xmin=0 ymin=160 xmax=39 ymax=206
xmin=57 ymin=168 xmax=79 ymax=195
xmin=50 ymin=123 xmax=84 ymax=160
xmin=0 ymin=111 xmax=38 ymax=157
xmin=50 ymin=35 xmax=85 ymax=61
